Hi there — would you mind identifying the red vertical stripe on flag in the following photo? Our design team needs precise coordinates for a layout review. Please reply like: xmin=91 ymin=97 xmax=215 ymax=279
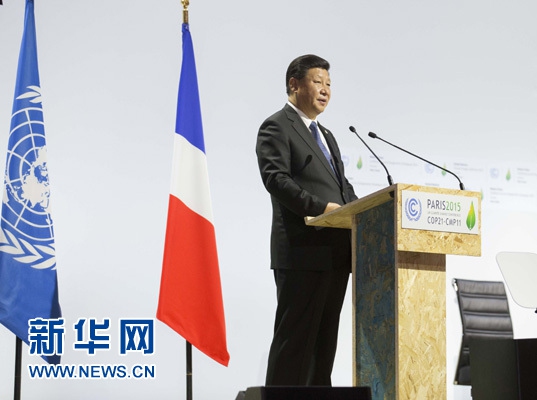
xmin=158 ymin=195 xmax=229 ymax=366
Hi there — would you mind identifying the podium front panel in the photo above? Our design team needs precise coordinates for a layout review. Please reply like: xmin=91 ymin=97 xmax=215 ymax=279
xmin=353 ymin=200 xmax=446 ymax=400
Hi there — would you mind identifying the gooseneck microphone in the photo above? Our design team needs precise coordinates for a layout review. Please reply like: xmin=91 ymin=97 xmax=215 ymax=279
xmin=349 ymin=126 xmax=393 ymax=186
xmin=368 ymin=131 xmax=465 ymax=190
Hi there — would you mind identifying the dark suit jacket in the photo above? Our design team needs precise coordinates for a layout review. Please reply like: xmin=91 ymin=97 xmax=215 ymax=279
xmin=256 ymin=104 xmax=358 ymax=271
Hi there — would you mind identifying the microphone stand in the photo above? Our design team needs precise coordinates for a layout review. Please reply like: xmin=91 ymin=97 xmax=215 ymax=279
xmin=368 ymin=132 xmax=465 ymax=190
xmin=349 ymin=126 xmax=393 ymax=186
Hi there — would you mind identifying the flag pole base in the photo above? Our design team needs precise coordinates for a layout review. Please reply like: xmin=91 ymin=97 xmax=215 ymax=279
xmin=14 ymin=337 xmax=22 ymax=400
xmin=187 ymin=341 xmax=192 ymax=400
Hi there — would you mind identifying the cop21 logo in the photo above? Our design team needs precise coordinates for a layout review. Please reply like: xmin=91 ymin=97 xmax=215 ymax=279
xmin=404 ymin=197 xmax=422 ymax=222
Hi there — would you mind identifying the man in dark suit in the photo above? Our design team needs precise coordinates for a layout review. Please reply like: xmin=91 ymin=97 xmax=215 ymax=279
xmin=256 ymin=54 xmax=358 ymax=386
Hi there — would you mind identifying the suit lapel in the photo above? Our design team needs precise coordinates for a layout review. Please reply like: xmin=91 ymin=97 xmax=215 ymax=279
xmin=284 ymin=105 xmax=340 ymax=185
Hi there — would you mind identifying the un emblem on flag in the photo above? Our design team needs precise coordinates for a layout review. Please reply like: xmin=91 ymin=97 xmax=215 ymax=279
xmin=0 ymin=94 xmax=56 ymax=270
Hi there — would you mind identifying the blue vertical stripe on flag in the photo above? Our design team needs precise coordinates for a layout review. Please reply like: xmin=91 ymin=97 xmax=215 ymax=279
xmin=175 ymin=24 xmax=205 ymax=154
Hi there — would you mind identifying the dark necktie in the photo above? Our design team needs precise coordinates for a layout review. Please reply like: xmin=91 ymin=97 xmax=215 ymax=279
xmin=309 ymin=121 xmax=337 ymax=177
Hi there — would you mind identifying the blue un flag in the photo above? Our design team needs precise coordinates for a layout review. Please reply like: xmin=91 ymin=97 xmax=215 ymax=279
xmin=0 ymin=0 xmax=61 ymax=364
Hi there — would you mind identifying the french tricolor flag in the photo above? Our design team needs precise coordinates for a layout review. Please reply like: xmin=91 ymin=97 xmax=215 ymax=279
xmin=157 ymin=23 xmax=229 ymax=367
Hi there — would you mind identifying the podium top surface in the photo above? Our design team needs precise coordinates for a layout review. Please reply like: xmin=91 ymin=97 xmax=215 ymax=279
xmin=306 ymin=183 xmax=481 ymax=256
xmin=305 ymin=184 xmax=395 ymax=229
xmin=306 ymin=183 xmax=479 ymax=229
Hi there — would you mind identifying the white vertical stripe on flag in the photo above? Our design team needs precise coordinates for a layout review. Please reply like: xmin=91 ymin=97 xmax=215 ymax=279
xmin=170 ymin=133 xmax=214 ymax=223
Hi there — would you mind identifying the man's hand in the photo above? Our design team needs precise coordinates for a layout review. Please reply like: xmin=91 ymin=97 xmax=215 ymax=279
xmin=323 ymin=202 xmax=341 ymax=213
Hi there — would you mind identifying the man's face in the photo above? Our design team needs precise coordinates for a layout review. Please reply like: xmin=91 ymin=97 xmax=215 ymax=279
xmin=289 ymin=68 xmax=331 ymax=120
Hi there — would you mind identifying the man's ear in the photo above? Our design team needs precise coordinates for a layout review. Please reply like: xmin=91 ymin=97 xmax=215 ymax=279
xmin=288 ymin=77 xmax=298 ymax=93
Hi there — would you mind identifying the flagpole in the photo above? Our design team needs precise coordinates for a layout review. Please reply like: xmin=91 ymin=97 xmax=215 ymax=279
xmin=182 ymin=0 xmax=189 ymax=24
xmin=180 ymin=0 xmax=193 ymax=396
xmin=14 ymin=337 xmax=22 ymax=400
xmin=157 ymin=0 xmax=228 ymax=394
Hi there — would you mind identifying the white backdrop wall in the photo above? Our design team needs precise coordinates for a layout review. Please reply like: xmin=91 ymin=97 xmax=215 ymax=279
xmin=1 ymin=1 xmax=537 ymax=399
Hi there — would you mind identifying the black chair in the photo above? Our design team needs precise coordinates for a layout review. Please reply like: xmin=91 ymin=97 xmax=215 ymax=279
xmin=452 ymin=278 xmax=514 ymax=385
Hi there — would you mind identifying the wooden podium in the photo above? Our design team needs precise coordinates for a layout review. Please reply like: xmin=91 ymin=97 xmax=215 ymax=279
xmin=306 ymin=184 xmax=481 ymax=400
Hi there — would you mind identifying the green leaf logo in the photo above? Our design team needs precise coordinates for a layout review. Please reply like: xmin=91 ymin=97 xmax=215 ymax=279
xmin=356 ymin=156 xmax=363 ymax=170
xmin=442 ymin=164 xmax=447 ymax=176
xmin=506 ymin=169 xmax=511 ymax=181
xmin=466 ymin=202 xmax=476 ymax=231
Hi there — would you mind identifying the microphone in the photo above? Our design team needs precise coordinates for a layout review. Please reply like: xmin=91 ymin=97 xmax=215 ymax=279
xmin=349 ymin=126 xmax=393 ymax=186
xmin=368 ymin=131 xmax=465 ymax=190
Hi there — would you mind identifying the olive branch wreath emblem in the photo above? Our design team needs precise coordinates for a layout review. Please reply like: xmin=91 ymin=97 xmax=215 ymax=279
xmin=0 ymin=227 xmax=55 ymax=270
